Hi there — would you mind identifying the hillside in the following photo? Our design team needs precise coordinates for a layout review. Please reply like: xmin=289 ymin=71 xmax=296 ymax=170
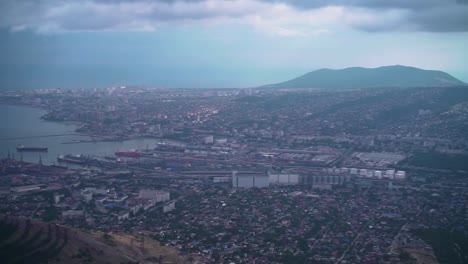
xmin=260 ymin=65 xmax=466 ymax=89
xmin=0 ymin=215 xmax=192 ymax=264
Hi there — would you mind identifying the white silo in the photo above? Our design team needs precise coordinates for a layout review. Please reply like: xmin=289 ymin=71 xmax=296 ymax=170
xmin=395 ymin=171 xmax=406 ymax=179
xmin=374 ymin=171 xmax=382 ymax=179
xmin=385 ymin=170 xmax=395 ymax=179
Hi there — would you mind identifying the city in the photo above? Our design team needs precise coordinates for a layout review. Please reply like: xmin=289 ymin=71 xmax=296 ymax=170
xmin=1 ymin=0 xmax=468 ymax=263
xmin=1 ymin=86 xmax=467 ymax=263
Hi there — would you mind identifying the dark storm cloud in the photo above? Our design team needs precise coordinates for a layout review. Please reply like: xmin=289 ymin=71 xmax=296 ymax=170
xmin=262 ymin=0 xmax=457 ymax=9
xmin=262 ymin=0 xmax=468 ymax=32
xmin=0 ymin=0 xmax=467 ymax=33
xmin=0 ymin=0 xmax=263 ymax=32
xmin=408 ymin=5 xmax=468 ymax=32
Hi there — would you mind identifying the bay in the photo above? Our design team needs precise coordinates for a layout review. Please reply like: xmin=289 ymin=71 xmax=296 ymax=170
xmin=0 ymin=104 xmax=178 ymax=165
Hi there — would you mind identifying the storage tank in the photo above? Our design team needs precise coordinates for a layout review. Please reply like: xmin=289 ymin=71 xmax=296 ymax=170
xmin=395 ymin=171 xmax=406 ymax=179
xmin=385 ymin=169 xmax=395 ymax=179
xmin=374 ymin=171 xmax=382 ymax=179
xmin=254 ymin=175 xmax=269 ymax=188
xmin=289 ymin=174 xmax=299 ymax=184
xmin=360 ymin=169 xmax=368 ymax=176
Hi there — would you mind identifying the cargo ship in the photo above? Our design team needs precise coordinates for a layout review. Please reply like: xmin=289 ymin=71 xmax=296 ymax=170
xmin=115 ymin=151 xmax=140 ymax=158
xmin=16 ymin=145 xmax=48 ymax=152
xmin=57 ymin=154 xmax=88 ymax=165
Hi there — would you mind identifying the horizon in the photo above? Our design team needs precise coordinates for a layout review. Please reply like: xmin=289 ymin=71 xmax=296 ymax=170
xmin=1 ymin=0 xmax=468 ymax=89
xmin=1 ymin=64 xmax=467 ymax=91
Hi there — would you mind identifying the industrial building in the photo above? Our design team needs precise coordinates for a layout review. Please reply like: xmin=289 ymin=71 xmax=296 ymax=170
xmin=10 ymin=184 xmax=44 ymax=193
xmin=232 ymin=171 xmax=269 ymax=188
xmin=268 ymin=172 xmax=300 ymax=185
xmin=138 ymin=189 xmax=170 ymax=202
xmin=304 ymin=175 xmax=351 ymax=185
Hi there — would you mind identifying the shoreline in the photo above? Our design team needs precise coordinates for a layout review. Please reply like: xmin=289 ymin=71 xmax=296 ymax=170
xmin=0 ymin=102 xmax=186 ymax=147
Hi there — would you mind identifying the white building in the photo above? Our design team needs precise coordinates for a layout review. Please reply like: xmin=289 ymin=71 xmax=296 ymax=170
xmin=10 ymin=185 xmax=42 ymax=193
xmin=138 ymin=189 xmax=170 ymax=202
xmin=215 ymin=138 xmax=228 ymax=144
xmin=84 ymin=187 xmax=108 ymax=195
xmin=268 ymin=172 xmax=300 ymax=185
xmin=163 ymin=201 xmax=176 ymax=213
xmin=232 ymin=171 xmax=269 ymax=188
xmin=385 ymin=170 xmax=395 ymax=179
xmin=54 ymin=193 xmax=62 ymax=204
xmin=359 ymin=169 xmax=368 ymax=176
xmin=213 ymin=177 xmax=231 ymax=183
xmin=204 ymin=135 xmax=214 ymax=144
xmin=374 ymin=171 xmax=382 ymax=179
xmin=395 ymin=171 xmax=406 ymax=179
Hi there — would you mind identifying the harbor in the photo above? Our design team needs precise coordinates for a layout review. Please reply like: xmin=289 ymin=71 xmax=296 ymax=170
xmin=0 ymin=104 xmax=185 ymax=165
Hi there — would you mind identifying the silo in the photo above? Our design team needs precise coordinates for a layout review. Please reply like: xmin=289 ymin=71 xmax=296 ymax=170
xmin=374 ymin=171 xmax=382 ymax=179
xmin=360 ymin=169 xmax=367 ymax=176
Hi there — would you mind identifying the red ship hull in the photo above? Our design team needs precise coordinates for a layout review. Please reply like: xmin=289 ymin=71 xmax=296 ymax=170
xmin=115 ymin=151 xmax=140 ymax=158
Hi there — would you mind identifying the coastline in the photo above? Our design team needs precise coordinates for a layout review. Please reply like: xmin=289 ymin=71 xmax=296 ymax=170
xmin=0 ymin=102 xmax=185 ymax=147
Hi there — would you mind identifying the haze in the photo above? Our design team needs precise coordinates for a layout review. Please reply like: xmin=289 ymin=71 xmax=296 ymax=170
xmin=0 ymin=0 xmax=468 ymax=90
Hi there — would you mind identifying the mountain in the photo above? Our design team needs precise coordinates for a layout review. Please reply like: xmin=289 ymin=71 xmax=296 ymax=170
xmin=260 ymin=65 xmax=466 ymax=89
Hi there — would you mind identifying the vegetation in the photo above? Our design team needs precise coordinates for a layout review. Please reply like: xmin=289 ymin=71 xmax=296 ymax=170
xmin=413 ymin=228 xmax=468 ymax=264
xmin=261 ymin=65 xmax=466 ymax=89
xmin=406 ymin=152 xmax=468 ymax=171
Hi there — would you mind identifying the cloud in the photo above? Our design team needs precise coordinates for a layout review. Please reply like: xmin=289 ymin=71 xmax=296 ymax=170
xmin=0 ymin=0 xmax=269 ymax=33
xmin=408 ymin=5 xmax=468 ymax=32
xmin=262 ymin=0 xmax=457 ymax=10
xmin=0 ymin=0 xmax=467 ymax=34
xmin=263 ymin=0 xmax=468 ymax=32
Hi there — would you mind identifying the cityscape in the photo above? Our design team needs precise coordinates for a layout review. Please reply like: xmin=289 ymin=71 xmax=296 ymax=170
xmin=1 ymin=85 xmax=468 ymax=263
xmin=1 ymin=0 xmax=468 ymax=263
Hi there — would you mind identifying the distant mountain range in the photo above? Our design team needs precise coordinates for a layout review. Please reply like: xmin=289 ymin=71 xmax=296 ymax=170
xmin=259 ymin=65 xmax=466 ymax=89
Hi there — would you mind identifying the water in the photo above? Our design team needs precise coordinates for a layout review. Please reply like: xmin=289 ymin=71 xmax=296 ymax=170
xmin=0 ymin=104 xmax=181 ymax=165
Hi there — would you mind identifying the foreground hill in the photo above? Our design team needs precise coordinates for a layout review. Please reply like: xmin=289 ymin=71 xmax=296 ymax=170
xmin=0 ymin=215 xmax=192 ymax=264
xmin=260 ymin=65 xmax=466 ymax=89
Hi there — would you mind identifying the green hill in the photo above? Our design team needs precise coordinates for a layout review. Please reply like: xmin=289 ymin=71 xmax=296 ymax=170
xmin=260 ymin=65 xmax=466 ymax=89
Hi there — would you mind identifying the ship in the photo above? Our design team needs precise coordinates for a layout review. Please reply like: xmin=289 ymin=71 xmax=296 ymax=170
xmin=16 ymin=145 xmax=48 ymax=152
xmin=57 ymin=154 xmax=88 ymax=165
xmin=115 ymin=151 xmax=140 ymax=158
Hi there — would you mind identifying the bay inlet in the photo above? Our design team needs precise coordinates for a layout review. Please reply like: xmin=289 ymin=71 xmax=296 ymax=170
xmin=0 ymin=104 xmax=177 ymax=165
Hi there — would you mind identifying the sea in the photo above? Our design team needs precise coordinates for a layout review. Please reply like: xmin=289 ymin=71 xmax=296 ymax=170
xmin=0 ymin=104 xmax=178 ymax=165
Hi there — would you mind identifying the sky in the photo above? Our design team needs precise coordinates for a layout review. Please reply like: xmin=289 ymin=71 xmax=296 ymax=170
xmin=0 ymin=0 xmax=467 ymax=90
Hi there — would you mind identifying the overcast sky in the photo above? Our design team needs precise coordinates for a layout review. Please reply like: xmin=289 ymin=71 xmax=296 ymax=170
xmin=1 ymin=0 xmax=467 ymax=89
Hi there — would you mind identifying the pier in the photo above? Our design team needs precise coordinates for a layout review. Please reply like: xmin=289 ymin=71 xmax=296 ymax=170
xmin=0 ymin=134 xmax=102 ymax=141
